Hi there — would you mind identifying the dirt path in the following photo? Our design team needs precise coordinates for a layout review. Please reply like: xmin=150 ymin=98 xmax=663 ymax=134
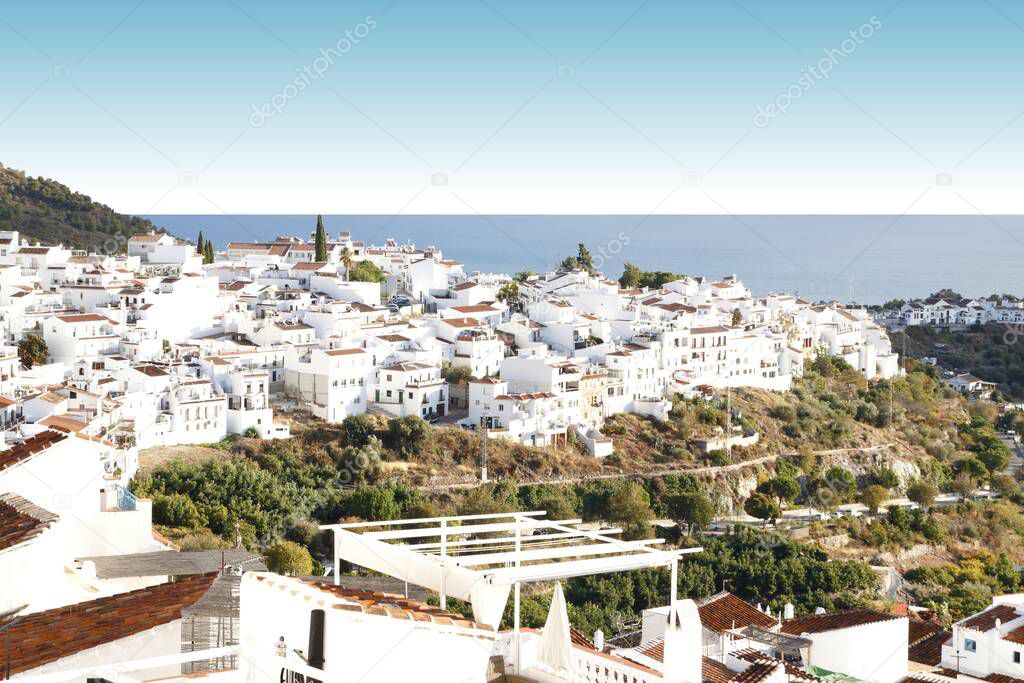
xmin=419 ymin=444 xmax=895 ymax=491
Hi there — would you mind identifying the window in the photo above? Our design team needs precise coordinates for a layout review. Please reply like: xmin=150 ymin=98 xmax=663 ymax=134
xmin=964 ymin=639 xmax=977 ymax=653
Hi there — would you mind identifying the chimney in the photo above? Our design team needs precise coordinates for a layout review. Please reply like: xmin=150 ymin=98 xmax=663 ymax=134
xmin=784 ymin=603 xmax=795 ymax=620
xmin=307 ymin=608 xmax=326 ymax=675
xmin=593 ymin=629 xmax=604 ymax=652
xmin=662 ymin=600 xmax=702 ymax=683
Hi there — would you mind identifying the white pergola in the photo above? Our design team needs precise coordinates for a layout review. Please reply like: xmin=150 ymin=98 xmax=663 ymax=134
xmin=321 ymin=511 xmax=701 ymax=674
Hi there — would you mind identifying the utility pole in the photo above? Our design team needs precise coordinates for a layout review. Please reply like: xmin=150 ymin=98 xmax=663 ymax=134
xmin=479 ymin=417 xmax=488 ymax=483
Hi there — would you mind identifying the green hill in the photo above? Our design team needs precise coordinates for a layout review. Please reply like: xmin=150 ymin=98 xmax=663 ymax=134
xmin=0 ymin=163 xmax=169 ymax=252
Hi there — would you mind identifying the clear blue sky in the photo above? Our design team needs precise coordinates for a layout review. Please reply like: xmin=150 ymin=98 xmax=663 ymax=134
xmin=1 ymin=0 xmax=1022 ymax=214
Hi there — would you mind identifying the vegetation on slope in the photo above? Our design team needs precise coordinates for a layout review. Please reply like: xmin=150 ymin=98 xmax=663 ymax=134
xmin=0 ymin=163 xmax=168 ymax=252
xmin=893 ymin=324 xmax=1024 ymax=400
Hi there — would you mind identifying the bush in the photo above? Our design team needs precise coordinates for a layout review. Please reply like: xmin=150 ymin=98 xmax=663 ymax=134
xmin=153 ymin=493 xmax=203 ymax=528
xmin=347 ymin=484 xmax=401 ymax=521
xmin=265 ymin=541 xmax=313 ymax=576
xmin=386 ymin=415 xmax=433 ymax=458
xmin=341 ymin=413 xmax=376 ymax=448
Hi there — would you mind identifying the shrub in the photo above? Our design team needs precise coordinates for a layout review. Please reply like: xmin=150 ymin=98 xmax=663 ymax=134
xmin=341 ymin=413 xmax=376 ymax=448
xmin=153 ymin=493 xmax=203 ymax=528
xmin=386 ymin=415 xmax=433 ymax=458
xmin=265 ymin=541 xmax=314 ymax=576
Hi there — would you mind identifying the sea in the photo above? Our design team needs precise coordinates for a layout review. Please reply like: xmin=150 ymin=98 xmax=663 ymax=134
xmin=145 ymin=215 xmax=1024 ymax=305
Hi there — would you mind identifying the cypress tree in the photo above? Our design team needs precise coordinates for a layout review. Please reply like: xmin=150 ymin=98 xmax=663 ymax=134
xmin=204 ymin=240 xmax=214 ymax=264
xmin=314 ymin=215 xmax=328 ymax=262
xmin=196 ymin=230 xmax=205 ymax=256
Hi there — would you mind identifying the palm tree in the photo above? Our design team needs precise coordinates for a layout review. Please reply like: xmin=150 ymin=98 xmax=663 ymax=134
xmin=340 ymin=247 xmax=353 ymax=281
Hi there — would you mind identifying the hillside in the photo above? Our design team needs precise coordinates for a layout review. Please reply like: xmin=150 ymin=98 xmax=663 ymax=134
xmin=0 ymin=163 xmax=168 ymax=252
xmin=892 ymin=324 xmax=1024 ymax=400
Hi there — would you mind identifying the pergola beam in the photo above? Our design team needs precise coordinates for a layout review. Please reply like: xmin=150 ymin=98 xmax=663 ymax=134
xmin=452 ymin=538 xmax=665 ymax=567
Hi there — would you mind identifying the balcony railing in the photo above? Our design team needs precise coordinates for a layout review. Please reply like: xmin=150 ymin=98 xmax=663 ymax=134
xmin=115 ymin=484 xmax=139 ymax=511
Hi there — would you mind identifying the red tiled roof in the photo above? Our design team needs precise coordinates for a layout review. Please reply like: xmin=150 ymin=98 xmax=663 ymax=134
xmin=296 ymin=578 xmax=493 ymax=631
xmin=451 ymin=305 xmax=497 ymax=313
xmin=0 ymin=573 xmax=217 ymax=676
xmin=781 ymin=608 xmax=900 ymax=635
xmin=1004 ymin=624 xmax=1024 ymax=645
xmin=39 ymin=415 xmax=88 ymax=433
xmin=134 ymin=365 xmax=169 ymax=377
xmin=0 ymin=430 xmax=68 ymax=472
xmin=697 ymin=592 xmax=778 ymax=633
xmin=442 ymin=317 xmax=480 ymax=328
xmin=55 ymin=313 xmax=110 ymax=323
xmin=0 ymin=493 xmax=58 ymax=552
xmin=732 ymin=649 xmax=821 ymax=682
xmin=962 ymin=604 xmax=1020 ymax=632
xmin=908 ymin=625 xmax=950 ymax=666
xmin=734 ymin=660 xmax=782 ymax=683
xmin=704 ymin=656 xmax=735 ymax=683
xmin=324 ymin=348 xmax=365 ymax=356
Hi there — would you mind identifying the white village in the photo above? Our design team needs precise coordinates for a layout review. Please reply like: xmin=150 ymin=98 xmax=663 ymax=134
xmin=0 ymin=225 xmax=1016 ymax=683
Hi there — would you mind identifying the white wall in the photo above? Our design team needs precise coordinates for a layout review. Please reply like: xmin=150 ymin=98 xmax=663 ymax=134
xmin=804 ymin=617 xmax=907 ymax=683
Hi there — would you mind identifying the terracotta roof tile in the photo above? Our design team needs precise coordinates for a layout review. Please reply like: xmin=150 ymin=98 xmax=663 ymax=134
xmin=733 ymin=660 xmax=782 ymax=683
xmin=0 ymin=430 xmax=68 ymax=472
xmin=704 ymin=656 xmax=735 ymax=683
xmin=0 ymin=573 xmax=216 ymax=676
xmin=781 ymin=608 xmax=900 ymax=635
xmin=0 ymin=493 xmax=58 ymax=552
xmin=298 ymin=579 xmax=494 ymax=630
xmin=697 ymin=592 xmax=777 ymax=633
xmin=962 ymin=604 xmax=1020 ymax=632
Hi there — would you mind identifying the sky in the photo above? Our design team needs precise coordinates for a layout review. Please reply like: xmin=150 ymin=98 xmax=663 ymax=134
xmin=1 ymin=0 xmax=1023 ymax=215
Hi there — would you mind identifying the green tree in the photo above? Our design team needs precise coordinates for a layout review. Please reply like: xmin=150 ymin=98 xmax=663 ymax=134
xmin=731 ymin=308 xmax=742 ymax=326
xmin=559 ymin=255 xmax=581 ymax=272
xmin=441 ymin=363 xmax=473 ymax=384
xmin=743 ymin=493 xmax=780 ymax=525
xmin=666 ymin=491 xmax=715 ymax=536
xmin=607 ymin=482 xmax=655 ymax=540
xmin=386 ymin=415 xmax=433 ymax=458
xmin=991 ymin=474 xmax=1019 ymax=498
xmin=954 ymin=457 xmax=989 ymax=481
xmin=340 ymin=247 xmax=353 ymax=280
xmin=497 ymin=282 xmax=519 ymax=306
xmin=619 ymin=262 xmax=642 ymax=289
xmin=348 ymin=260 xmax=386 ymax=283
xmin=17 ymin=333 xmax=47 ymax=368
xmin=458 ymin=481 xmax=520 ymax=516
xmin=859 ymin=484 xmax=888 ymax=513
xmin=314 ymin=214 xmax=328 ymax=262
xmin=823 ymin=466 xmax=857 ymax=501
xmin=872 ymin=467 xmax=900 ymax=490
xmin=340 ymin=413 xmax=376 ymax=447
xmin=347 ymin=485 xmax=400 ymax=521
xmin=951 ymin=472 xmax=976 ymax=501
xmin=797 ymin=445 xmax=818 ymax=475
xmin=203 ymin=240 xmax=214 ymax=264
xmin=196 ymin=230 xmax=205 ymax=255
xmin=153 ymin=492 xmax=203 ymax=528
xmin=759 ymin=477 xmax=800 ymax=506
xmin=577 ymin=243 xmax=596 ymax=275
xmin=906 ymin=480 xmax=938 ymax=509
xmin=265 ymin=540 xmax=314 ymax=576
